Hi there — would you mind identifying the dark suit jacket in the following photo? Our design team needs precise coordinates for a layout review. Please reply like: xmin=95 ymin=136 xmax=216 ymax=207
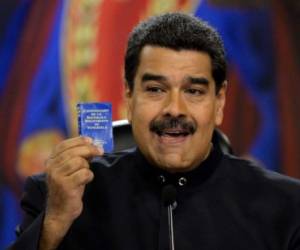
xmin=8 ymin=148 xmax=300 ymax=250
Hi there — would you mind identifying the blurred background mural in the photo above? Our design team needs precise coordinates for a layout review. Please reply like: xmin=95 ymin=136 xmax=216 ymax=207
xmin=0 ymin=0 xmax=299 ymax=247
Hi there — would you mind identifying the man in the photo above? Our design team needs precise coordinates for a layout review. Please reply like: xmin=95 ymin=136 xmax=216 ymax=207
xmin=9 ymin=12 xmax=300 ymax=250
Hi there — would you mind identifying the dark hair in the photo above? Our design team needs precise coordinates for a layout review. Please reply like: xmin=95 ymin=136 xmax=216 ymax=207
xmin=125 ymin=12 xmax=227 ymax=93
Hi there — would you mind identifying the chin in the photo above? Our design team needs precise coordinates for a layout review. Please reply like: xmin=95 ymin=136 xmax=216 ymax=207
xmin=156 ymin=155 xmax=195 ymax=173
xmin=160 ymin=164 xmax=195 ymax=173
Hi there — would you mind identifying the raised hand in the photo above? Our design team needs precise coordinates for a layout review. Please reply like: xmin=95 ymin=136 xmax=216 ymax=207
xmin=39 ymin=136 xmax=103 ymax=250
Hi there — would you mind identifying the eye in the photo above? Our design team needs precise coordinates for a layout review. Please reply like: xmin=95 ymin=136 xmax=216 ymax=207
xmin=185 ymin=88 xmax=206 ymax=96
xmin=146 ymin=86 xmax=164 ymax=93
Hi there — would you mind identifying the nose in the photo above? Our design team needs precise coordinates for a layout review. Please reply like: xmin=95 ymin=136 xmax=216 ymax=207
xmin=162 ymin=90 xmax=188 ymax=117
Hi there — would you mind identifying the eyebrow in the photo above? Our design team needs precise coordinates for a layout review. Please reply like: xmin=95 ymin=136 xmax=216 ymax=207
xmin=141 ymin=73 xmax=210 ymax=86
xmin=141 ymin=73 xmax=167 ymax=83
xmin=186 ymin=76 xmax=209 ymax=85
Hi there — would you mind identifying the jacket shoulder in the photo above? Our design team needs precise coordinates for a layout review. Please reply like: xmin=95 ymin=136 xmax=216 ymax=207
xmin=222 ymin=154 xmax=300 ymax=196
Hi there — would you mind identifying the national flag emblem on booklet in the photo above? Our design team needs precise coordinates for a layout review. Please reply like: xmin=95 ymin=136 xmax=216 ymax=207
xmin=77 ymin=102 xmax=113 ymax=153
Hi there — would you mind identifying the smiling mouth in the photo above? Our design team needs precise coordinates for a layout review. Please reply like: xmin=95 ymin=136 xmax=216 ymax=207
xmin=157 ymin=129 xmax=190 ymax=137
xmin=154 ymin=129 xmax=191 ymax=145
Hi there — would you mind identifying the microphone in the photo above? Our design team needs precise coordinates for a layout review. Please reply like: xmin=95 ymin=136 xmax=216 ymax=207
xmin=162 ymin=185 xmax=177 ymax=250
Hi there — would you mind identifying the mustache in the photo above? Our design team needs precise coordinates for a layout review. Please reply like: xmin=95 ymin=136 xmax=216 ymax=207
xmin=149 ymin=116 xmax=197 ymax=135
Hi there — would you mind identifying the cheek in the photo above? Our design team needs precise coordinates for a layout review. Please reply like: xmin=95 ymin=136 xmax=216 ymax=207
xmin=137 ymin=94 xmax=162 ymax=113
xmin=130 ymin=100 xmax=160 ymax=148
xmin=130 ymin=98 xmax=158 ymax=129
xmin=193 ymin=103 xmax=217 ymax=127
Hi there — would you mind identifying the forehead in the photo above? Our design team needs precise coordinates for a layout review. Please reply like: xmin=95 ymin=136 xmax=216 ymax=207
xmin=136 ymin=46 xmax=213 ymax=78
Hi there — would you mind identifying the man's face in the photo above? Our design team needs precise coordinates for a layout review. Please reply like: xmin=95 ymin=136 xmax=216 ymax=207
xmin=126 ymin=46 xmax=226 ymax=172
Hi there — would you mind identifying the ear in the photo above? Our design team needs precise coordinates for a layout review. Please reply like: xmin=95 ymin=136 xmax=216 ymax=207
xmin=125 ymin=82 xmax=133 ymax=123
xmin=215 ymin=81 xmax=227 ymax=126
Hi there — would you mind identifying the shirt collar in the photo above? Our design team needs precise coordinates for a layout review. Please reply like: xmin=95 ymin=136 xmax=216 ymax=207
xmin=134 ymin=145 xmax=223 ymax=189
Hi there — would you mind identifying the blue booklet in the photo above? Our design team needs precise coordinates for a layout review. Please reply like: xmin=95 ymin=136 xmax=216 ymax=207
xmin=77 ymin=102 xmax=113 ymax=153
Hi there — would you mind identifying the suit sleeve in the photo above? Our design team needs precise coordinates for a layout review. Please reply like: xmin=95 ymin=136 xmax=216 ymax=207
xmin=7 ymin=174 xmax=47 ymax=250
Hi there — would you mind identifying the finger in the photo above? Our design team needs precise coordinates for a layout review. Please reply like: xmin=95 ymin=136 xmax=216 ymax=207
xmin=68 ymin=168 xmax=94 ymax=187
xmin=50 ymin=136 xmax=93 ymax=159
xmin=55 ymin=157 xmax=90 ymax=176
xmin=48 ymin=144 xmax=103 ymax=167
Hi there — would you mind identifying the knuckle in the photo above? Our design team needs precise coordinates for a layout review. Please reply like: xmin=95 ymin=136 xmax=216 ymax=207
xmin=53 ymin=142 xmax=64 ymax=155
xmin=48 ymin=152 xmax=67 ymax=165
xmin=72 ymin=157 xmax=87 ymax=167
xmin=73 ymin=168 xmax=92 ymax=184
xmin=81 ymin=168 xmax=91 ymax=178
xmin=83 ymin=145 xmax=93 ymax=155
xmin=52 ymin=137 xmax=81 ymax=156
xmin=88 ymin=171 xmax=94 ymax=181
